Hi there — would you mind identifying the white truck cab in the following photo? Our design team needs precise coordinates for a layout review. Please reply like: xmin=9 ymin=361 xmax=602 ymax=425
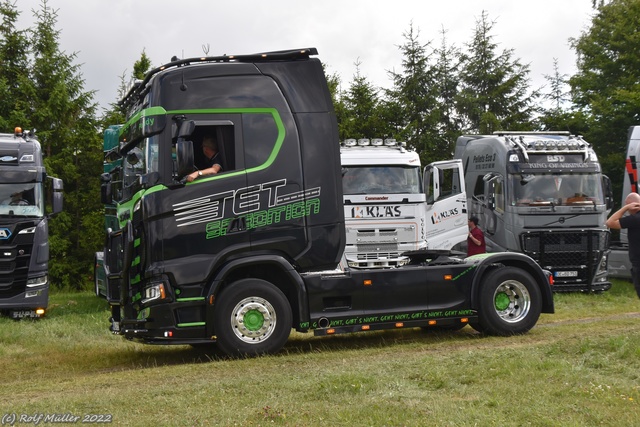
xmin=341 ymin=138 xmax=467 ymax=268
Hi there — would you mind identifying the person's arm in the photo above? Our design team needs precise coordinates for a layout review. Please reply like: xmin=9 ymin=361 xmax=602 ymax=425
xmin=469 ymin=229 xmax=481 ymax=246
xmin=606 ymin=202 xmax=640 ymax=229
xmin=185 ymin=163 xmax=222 ymax=182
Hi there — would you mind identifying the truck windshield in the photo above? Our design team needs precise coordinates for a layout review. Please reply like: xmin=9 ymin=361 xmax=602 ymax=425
xmin=511 ymin=173 xmax=604 ymax=206
xmin=121 ymin=137 xmax=160 ymax=200
xmin=0 ymin=183 xmax=44 ymax=217
xmin=342 ymin=166 xmax=421 ymax=195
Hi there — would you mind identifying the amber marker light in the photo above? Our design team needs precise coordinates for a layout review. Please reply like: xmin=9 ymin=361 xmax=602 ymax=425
xmin=461 ymin=318 xmax=469 ymax=323
xmin=363 ymin=279 xmax=372 ymax=286
xmin=395 ymin=322 xmax=404 ymax=328
xmin=428 ymin=320 xmax=437 ymax=325
xmin=327 ymin=329 xmax=336 ymax=334
xmin=444 ymin=274 xmax=452 ymax=280
xmin=361 ymin=325 xmax=370 ymax=331
xmin=36 ymin=308 xmax=45 ymax=316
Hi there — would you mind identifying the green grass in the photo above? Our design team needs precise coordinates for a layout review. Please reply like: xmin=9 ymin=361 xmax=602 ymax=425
xmin=1 ymin=280 xmax=639 ymax=426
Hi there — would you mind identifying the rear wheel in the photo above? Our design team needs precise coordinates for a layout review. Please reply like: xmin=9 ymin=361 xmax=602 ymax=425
xmin=476 ymin=267 xmax=542 ymax=335
xmin=214 ymin=279 xmax=292 ymax=357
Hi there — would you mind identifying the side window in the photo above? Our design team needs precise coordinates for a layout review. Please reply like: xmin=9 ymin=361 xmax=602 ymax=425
xmin=190 ymin=124 xmax=236 ymax=174
xmin=424 ymin=166 xmax=434 ymax=204
xmin=473 ymin=176 xmax=484 ymax=199
xmin=438 ymin=167 xmax=461 ymax=200
xmin=495 ymin=178 xmax=505 ymax=213
xmin=242 ymin=114 xmax=280 ymax=169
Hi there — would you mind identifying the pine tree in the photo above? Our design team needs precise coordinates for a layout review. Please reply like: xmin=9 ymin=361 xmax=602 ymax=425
xmin=386 ymin=22 xmax=440 ymax=163
xmin=456 ymin=11 xmax=538 ymax=134
xmin=432 ymin=27 xmax=462 ymax=156
xmin=537 ymin=58 xmax=588 ymax=134
xmin=132 ymin=48 xmax=152 ymax=80
xmin=27 ymin=0 xmax=102 ymax=289
xmin=0 ymin=0 xmax=31 ymax=131
xmin=340 ymin=60 xmax=390 ymax=140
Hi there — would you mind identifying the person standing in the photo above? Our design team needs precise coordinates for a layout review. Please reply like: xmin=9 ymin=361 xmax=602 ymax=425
xmin=467 ymin=216 xmax=486 ymax=256
xmin=605 ymin=192 xmax=640 ymax=298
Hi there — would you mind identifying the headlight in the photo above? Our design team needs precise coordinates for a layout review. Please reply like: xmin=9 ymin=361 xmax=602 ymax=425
xmin=27 ymin=275 xmax=48 ymax=287
xmin=141 ymin=282 xmax=167 ymax=304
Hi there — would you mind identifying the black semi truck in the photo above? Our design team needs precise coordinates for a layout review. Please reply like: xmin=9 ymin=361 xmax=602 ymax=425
xmin=0 ymin=127 xmax=63 ymax=318
xmin=100 ymin=48 xmax=554 ymax=356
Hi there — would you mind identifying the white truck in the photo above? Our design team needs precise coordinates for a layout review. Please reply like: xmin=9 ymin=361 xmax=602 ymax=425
xmin=608 ymin=126 xmax=640 ymax=279
xmin=341 ymin=138 xmax=468 ymax=268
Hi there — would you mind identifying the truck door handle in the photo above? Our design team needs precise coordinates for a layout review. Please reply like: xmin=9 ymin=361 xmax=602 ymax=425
xmin=227 ymin=217 xmax=246 ymax=233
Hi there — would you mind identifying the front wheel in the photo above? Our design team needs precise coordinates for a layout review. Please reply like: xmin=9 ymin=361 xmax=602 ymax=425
xmin=475 ymin=267 xmax=542 ymax=335
xmin=213 ymin=279 xmax=292 ymax=357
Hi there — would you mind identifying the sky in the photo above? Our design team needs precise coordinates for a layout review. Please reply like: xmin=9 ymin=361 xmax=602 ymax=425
xmin=15 ymin=0 xmax=596 ymax=113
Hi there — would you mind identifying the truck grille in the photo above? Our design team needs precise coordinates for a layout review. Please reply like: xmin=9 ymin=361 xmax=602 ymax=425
xmin=520 ymin=230 xmax=609 ymax=291
xmin=356 ymin=243 xmax=399 ymax=252
xmin=0 ymin=242 xmax=31 ymax=299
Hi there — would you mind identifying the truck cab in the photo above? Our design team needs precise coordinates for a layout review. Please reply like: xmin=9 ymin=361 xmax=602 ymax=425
xmin=0 ymin=128 xmax=63 ymax=318
xmin=455 ymin=132 xmax=612 ymax=292
xmin=341 ymin=138 xmax=467 ymax=268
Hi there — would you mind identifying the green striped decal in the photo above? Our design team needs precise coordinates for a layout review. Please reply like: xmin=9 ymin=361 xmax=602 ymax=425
xmin=177 ymin=322 xmax=206 ymax=328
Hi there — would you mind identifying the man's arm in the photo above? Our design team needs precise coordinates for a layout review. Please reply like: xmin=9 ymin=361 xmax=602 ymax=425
xmin=185 ymin=164 xmax=222 ymax=182
xmin=606 ymin=203 xmax=640 ymax=229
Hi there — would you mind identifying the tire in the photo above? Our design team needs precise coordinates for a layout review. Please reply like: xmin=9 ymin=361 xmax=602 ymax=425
xmin=213 ymin=279 xmax=292 ymax=357
xmin=93 ymin=260 xmax=101 ymax=297
xmin=476 ymin=267 xmax=542 ymax=336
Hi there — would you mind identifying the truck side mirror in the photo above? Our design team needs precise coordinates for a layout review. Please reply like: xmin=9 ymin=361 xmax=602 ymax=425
xmin=100 ymin=173 xmax=112 ymax=204
xmin=487 ymin=194 xmax=496 ymax=210
xmin=176 ymin=119 xmax=196 ymax=139
xmin=602 ymin=175 xmax=614 ymax=210
xmin=50 ymin=177 xmax=63 ymax=215
xmin=176 ymin=140 xmax=194 ymax=180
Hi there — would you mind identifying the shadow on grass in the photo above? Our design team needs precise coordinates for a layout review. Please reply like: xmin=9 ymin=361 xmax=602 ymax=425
xmin=96 ymin=325 xmax=483 ymax=370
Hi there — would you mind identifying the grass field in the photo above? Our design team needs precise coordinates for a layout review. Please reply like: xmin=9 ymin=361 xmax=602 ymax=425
xmin=1 ymin=280 xmax=639 ymax=426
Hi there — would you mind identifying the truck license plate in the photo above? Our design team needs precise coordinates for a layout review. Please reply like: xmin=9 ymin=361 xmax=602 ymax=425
xmin=555 ymin=271 xmax=578 ymax=277
xmin=10 ymin=310 xmax=40 ymax=319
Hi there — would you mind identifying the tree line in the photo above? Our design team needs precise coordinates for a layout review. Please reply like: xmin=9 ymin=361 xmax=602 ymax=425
xmin=1 ymin=0 xmax=638 ymax=290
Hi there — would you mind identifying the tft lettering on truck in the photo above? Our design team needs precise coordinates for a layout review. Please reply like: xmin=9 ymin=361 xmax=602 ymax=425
xmin=172 ymin=179 xmax=321 ymax=236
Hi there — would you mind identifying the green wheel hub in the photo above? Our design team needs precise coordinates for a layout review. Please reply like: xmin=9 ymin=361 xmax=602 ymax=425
xmin=492 ymin=280 xmax=532 ymax=323
xmin=243 ymin=309 xmax=265 ymax=331
xmin=494 ymin=292 xmax=511 ymax=311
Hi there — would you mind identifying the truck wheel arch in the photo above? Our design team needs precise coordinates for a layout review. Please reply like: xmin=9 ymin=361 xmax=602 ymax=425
xmin=470 ymin=253 xmax=554 ymax=314
xmin=204 ymin=254 xmax=309 ymax=337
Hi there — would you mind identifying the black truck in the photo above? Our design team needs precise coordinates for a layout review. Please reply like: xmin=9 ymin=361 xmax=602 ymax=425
xmin=0 ymin=128 xmax=63 ymax=318
xmin=100 ymin=48 xmax=554 ymax=356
